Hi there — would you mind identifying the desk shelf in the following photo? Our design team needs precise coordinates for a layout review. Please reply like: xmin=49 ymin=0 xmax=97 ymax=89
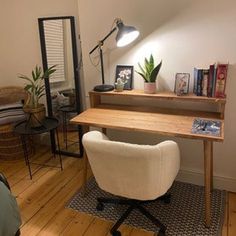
xmin=89 ymin=90 xmax=226 ymax=119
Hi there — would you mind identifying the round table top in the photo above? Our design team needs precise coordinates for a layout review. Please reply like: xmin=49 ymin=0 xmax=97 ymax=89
xmin=58 ymin=105 xmax=77 ymax=113
xmin=14 ymin=117 xmax=59 ymax=135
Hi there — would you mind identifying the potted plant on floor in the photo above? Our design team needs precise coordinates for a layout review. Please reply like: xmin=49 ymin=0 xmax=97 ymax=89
xmin=18 ymin=65 xmax=56 ymax=127
xmin=136 ymin=54 xmax=162 ymax=94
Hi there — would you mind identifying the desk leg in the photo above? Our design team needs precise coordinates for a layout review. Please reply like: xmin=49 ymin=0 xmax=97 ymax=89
xmin=210 ymin=142 xmax=213 ymax=191
xmin=82 ymin=125 xmax=89 ymax=197
xmin=204 ymin=140 xmax=213 ymax=227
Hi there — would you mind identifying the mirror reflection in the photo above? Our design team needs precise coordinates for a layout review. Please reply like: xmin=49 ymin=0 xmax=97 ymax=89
xmin=39 ymin=16 xmax=82 ymax=157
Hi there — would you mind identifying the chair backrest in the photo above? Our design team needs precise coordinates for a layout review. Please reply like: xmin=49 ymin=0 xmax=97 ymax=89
xmin=82 ymin=131 xmax=180 ymax=201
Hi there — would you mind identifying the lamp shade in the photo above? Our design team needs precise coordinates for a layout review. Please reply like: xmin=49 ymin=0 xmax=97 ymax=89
xmin=116 ymin=21 xmax=139 ymax=47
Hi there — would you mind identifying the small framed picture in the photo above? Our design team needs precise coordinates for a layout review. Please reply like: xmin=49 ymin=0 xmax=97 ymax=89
xmin=174 ymin=73 xmax=190 ymax=95
xmin=115 ymin=65 xmax=133 ymax=90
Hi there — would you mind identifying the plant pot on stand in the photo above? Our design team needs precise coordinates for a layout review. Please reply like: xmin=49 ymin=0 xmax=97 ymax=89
xmin=18 ymin=65 xmax=56 ymax=127
xmin=23 ymin=104 xmax=46 ymax=127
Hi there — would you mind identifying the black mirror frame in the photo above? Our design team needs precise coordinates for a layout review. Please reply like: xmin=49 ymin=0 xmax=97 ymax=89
xmin=38 ymin=16 xmax=83 ymax=158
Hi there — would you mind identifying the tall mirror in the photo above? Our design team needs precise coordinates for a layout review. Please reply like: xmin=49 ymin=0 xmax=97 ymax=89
xmin=38 ymin=16 xmax=83 ymax=157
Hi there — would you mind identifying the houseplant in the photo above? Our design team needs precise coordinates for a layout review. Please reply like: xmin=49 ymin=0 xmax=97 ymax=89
xmin=114 ymin=78 xmax=127 ymax=92
xmin=136 ymin=54 xmax=162 ymax=94
xmin=18 ymin=65 xmax=56 ymax=127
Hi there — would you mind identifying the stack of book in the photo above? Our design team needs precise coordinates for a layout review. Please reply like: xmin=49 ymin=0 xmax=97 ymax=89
xmin=193 ymin=63 xmax=228 ymax=98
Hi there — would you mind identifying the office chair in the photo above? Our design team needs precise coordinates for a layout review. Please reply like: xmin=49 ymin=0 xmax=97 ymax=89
xmin=82 ymin=131 xmax=180 ymax=236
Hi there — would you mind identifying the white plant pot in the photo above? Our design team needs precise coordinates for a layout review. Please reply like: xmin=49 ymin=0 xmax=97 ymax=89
xmin=144 ymin=82 xmax=156 ymax=94
xmin=114 ymin=83 xmax=124 ymax=92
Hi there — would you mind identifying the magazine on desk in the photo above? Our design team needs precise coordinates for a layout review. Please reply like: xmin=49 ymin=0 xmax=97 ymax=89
xmin=191 ymin=118 xmax=221 ymax=136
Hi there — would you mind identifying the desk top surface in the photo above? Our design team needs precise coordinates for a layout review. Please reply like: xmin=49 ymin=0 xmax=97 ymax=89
xmin=71 ymin=105 xmax=224 ymax=142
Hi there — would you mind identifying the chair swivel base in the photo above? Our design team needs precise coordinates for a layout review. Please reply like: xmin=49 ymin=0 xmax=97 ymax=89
xmin=96 ymin=193 xmax=171 ymax=236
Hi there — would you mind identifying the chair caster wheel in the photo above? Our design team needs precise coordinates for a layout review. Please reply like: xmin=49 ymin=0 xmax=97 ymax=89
xmin=112 ymin=230 xmax=121 ymax=236
xmin=163 ymin=197 xmax=171 ymax=204
xmin=96 ymin=202 xmax=104 ymax=211
xmin=160 ymin=194 xmax=171 ymax=204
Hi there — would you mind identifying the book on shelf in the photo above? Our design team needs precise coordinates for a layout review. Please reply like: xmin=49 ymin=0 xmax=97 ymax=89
xmin=193 ymin=68 xmax=203 ymax=96
xmin=191 ymin=118 xmax=221 ymax=136
xmin=193 ymin=68 xmax=198 ymax=94
xmin=193 ymin=62 xmax=228 ymax=98
xmin=207 ymin=64 xmax=215 ymax=97
xmin=211 ymin=64 xmax=217 ymax=97
xmin=214 ymin=63 xmax=228 ymax=98
xmin=202 ymin=69 xmax=209 ymax=96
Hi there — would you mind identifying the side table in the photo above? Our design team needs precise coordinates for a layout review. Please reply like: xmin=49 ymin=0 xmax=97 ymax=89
xmin=14 ymin=117 xmax=63 ymax=179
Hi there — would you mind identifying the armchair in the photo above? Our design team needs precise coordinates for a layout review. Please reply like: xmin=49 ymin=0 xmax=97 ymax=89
xmin=0 ymin=172 xmax=21 ymax=236
xmin=82 ymin=131 xmax=180 ymax=236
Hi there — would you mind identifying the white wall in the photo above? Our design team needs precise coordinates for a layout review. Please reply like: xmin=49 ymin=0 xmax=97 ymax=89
xmin=0 ymin=0 xmax=79 ymax=88
xmin=78 ymin=0 xmax=236 ymax=191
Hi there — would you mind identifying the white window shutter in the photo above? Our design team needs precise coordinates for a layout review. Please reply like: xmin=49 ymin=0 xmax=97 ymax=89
xmin=44 ymin=20 xmax=65 ymax=82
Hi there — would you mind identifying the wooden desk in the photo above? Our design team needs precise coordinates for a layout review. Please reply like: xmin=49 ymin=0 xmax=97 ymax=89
xmin=71 ymin=90 xmax=226 ymax=227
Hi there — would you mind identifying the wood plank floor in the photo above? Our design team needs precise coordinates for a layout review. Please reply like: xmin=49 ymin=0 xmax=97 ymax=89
xmin=0 ymin=145 xmax=235 ymax=236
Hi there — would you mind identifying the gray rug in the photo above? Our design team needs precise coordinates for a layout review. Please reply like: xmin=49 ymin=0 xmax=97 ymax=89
xmin=67 ymin=178 xmax=226 ymax=236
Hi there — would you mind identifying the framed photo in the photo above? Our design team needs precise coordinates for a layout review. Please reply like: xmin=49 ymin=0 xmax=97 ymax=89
xmin=115 ymin=65 xmax=133 ymax=90
xmin=174 ymin=73 xmax=190 ymax=95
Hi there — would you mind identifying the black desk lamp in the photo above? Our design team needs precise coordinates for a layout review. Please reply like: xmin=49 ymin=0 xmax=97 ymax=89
xmin=89 ymin=18 xmax=139 ymax=92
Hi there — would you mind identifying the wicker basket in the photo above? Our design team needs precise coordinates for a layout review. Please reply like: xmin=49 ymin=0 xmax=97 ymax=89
xmin=0 ymin=124 xmax=33 ymax=160
xmin=23 ymin=104 xmax=46 ymax=128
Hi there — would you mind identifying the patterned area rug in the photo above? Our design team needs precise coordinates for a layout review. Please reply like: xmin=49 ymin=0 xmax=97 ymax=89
xmin=67 ymin=178 xmax=226 ymax=236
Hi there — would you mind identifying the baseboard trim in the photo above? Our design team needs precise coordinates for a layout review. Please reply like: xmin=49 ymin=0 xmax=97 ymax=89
xmin=177 ymin=169 xmax=236 ymax=192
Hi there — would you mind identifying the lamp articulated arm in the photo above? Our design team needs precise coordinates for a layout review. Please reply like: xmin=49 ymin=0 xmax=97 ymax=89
xmin=89 ymin=27 xmax=117 ymax=55
xmin=89 ymin=22 xmax=119 ymax=86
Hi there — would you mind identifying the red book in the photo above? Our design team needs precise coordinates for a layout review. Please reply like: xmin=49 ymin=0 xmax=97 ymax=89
xmin=214 ymin=64 xmax=228 ymax=98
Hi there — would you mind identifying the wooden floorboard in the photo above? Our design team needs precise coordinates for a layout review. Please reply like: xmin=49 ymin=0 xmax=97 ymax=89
xmin=228 ymin=192 xmax=236 ymax=236
xmin=0 ymin=145 xmax=234 ymax=236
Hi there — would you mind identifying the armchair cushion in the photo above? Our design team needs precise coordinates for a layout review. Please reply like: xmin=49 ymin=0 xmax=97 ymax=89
xmin=0 ymin=101 xmax=25 ymax=125
xmin=0 ymin=182 xmax=21 ymax=236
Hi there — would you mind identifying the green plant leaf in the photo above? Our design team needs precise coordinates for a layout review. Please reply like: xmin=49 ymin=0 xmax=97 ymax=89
xmin=138 ymin=63 xmax=146 ymax=76
xmin=18 ymin=65 xmax=56 ymax=107
xmin=36 ymin=86 xmax=45 ymax=97
xmin=18 ymin=75 xmax=34 ymax=85
xmin=35 ymin=65 xmax=42 ymax=79
xmin=135 ymin=71 xmax=149 ymax=82
xmin=24 ymin=84 xmax=32 ymax=91
xmin=144 ymin=57 xmax=151 ymax=74
xmin=149 ymin=54 xmax=154 ymax=72
xmin=32 ymin=69 xmax=37 ymax=82
xmin=43 ymin=65 xmax=57 ymax=78
xmin=38 ymin=93 xmax=45 ymax=99
xmin=150 ymin=60 xmax=162 ymax=82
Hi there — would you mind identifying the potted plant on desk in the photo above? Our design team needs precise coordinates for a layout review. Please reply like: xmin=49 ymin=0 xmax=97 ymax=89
xmin=18 ymin=65 xmax=56 ymax=127
xmin=136 ymin=54 xmax=162 ymax=94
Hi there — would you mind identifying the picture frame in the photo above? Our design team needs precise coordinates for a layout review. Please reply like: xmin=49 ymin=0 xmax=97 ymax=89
xmin=115 ymin=65 xmax=133 ymax=90
xmin=174 ymin=73 xmax=190 ymax=95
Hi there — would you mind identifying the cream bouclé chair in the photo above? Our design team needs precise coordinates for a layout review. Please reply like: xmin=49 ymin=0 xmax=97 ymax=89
xmin=82 ymin=131 xmax=180 ymax=236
